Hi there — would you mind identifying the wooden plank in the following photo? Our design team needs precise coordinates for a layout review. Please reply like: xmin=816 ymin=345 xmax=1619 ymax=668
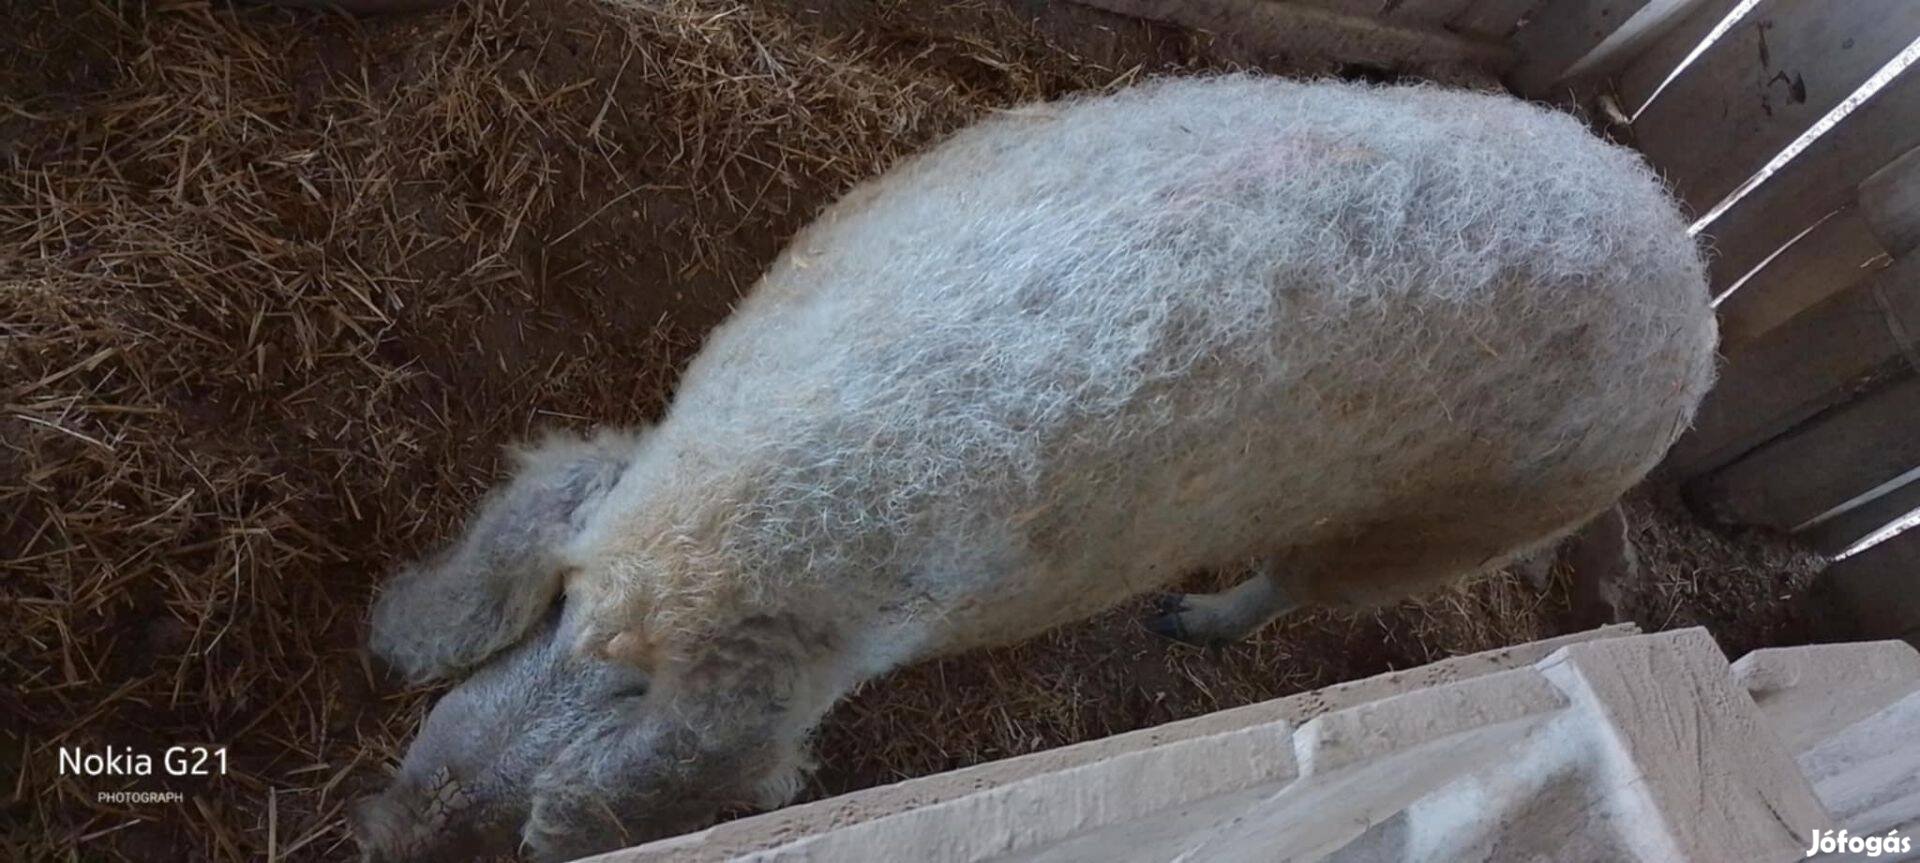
xmin=1383 ymin=0 xmax=1482 ymax=27
xmin=1698 ymin=50 xmax=1920 ymax=293
xmin=1273 ymin=0 xmax=1397 ymax=19
xmin=1069 ymin=0 xmax=1515 ymax=72
xmin=1860 ymin=144 xmax=1920 ymax=256
xmin=1716 ymin=206 xmax=1890 ymax=354
xmin=1664 ymin=253 xmax=1920 ymax=478
xmin=1632 ymin=0 xmax=1920 ymax=219
xmin=1825 ymin=526 xmax=1920 ymax=639
xmin=1687 ymin=376 xmax=1920 ymax=534
xmin=1279 ymin=0 xmax=1476 ymax=24
xmin=1507 ymin=0 xmax=1711 ymax=97
xmin=1447 ymin=0 xmax=1542 ymax=39
xmin=1804 ymin=470 xmax=1920 ymax=556
xmin=1713 ymin=141 xmax=1916 ymax=356
xmin=1613 ymin=0 xmax=1746 ymax=115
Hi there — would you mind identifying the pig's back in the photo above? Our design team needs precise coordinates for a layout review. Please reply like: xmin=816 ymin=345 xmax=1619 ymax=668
xmin=662 ymin=76 xmax=1715 ymax=639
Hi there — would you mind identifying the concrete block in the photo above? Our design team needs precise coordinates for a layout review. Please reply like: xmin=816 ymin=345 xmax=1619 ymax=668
xmin=1800 ymin=691 xmax=1920 ymax=861
xmin=1727 ymin=639 xmax=1920 ymax=860
xmin=1535 ymin=630 xmax=1831 ymax=861
xmin=1294 ymin=666 xmax=1567 ymax=776
xmin=1194 ymin=631 xmax=1829 ymax=863
xmin=598 ymin=624 xmax=1640 ymax=863
xmin=1732 ymin=640 xmax=1920 ymax=754
xmin=590 ymin=626 xmax=1853 ymax=863
xmin=1187 ymin=668 xmax=1573 ymax=862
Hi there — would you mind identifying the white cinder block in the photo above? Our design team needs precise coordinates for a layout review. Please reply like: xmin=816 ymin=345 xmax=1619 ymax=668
xmin=592 ymin=626 xmax=1901 ymax=863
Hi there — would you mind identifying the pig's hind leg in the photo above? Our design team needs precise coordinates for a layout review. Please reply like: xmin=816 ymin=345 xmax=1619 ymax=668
xmin=1145 ymin=495 xmax=1592 ymax=645
xmin=1146 ymin=558 xmax=1297 ymax=646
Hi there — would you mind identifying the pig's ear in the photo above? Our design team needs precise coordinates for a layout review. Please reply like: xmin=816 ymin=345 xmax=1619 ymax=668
xmin=368 ymin=428 xmax=641 ymax=683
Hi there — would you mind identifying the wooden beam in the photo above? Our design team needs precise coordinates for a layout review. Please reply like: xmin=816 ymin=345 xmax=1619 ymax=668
xmin=1715 ymin=206 xmax=1890 ymax=354
xmin=1612 ymin=0 xmax=1746 ymax=114
xmin=1824 ymin=527 xmax=1920 ymax=640
xmin=1687 ymin=376 xmax=1920 ymax=535
xmin=1697 ymin=49 xmax=1920 ymax=295
xmin=1507 ymin=0 xmax=1712 ymax=97
xmin=1448 ymin=0 xmax=1544 ymax=40
xmin=1286 ymin=0 xmax=1478 ymax=24
xmin=1803 ymin=470 xmax=1920 ymax=556
xmin=1711 ymin=140 xmax=1917 ymax=357
xmin=1860 ymin=145 xmax=1920 ymax=256
xmin=1068 ymin=0 xmax=1514 ymax=73
xmin=1630 ymin=0 xmax=1920 ymax=220
xmin=1383 ymin=0 xmax=1484 ymax=27
xmin=1664 ymin=253 xmax=1920 ymax=478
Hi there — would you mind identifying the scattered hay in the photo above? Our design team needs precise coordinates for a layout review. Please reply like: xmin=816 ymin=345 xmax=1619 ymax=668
xmin=0 ymin=1 xmax=1830 ymax=860
xmin=2 ymin=0 xmax=1115 ymax=857
xmin=1614 ymin=487 xmax=1837 ymax=656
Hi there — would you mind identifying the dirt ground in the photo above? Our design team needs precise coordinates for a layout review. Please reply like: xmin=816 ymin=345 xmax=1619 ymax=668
xmin=1 ymin=1 xmax=1846 ymax=860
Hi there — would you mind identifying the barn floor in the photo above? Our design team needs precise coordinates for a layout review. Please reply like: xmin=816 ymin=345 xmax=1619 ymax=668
xmin=0 ymin=1 xmax=1845 ymax=860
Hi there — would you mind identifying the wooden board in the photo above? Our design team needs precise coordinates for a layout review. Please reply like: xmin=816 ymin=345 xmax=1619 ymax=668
xmin=1613 ymin=0 xmax=1746 ymax=115
xmin=1803 ymin=471 xmax=1920 ymax=556
xmin=1282 ymin=0 xmax=1479 ymax=25
xmin=1687 ymin=376 xmax=1920 ymax=534
xmin=1824 ymin=527 xmax=1920 ymax=640
xmin=1698 ymin=55 xmax=1920 ymax=294
xmin=1279 ymin=0 xmax=1385 ymax=14
xmin=1715 ymin=206 xmax=1890 ymax=354
xmin=1447 ymin=0 xmax=1543 ymax=39
xmin=1632 ymin=0 xmax=1920 ymax=219
xmin=1382 ymin=0 xmax=1483 ymax=27
xmin=1507 ymin=0 xmax=1710 ymax=97
xmin=1860 ymin=144 xmax=1920 ymax=256
xmin=1663 ymin=253 xmax=1920 ymax=478
xmin=1069 ymin=0 xmax=1514 ymax=73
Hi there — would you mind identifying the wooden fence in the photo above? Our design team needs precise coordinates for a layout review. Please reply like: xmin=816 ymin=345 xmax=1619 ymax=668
xmin=1512 ymin=0 xmax=1920 ymax=642
xmin=1073 ymin=0 xmax=1920 ymax=641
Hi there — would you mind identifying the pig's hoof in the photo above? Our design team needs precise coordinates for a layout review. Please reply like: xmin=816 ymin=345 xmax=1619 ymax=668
xmin=1148 ymin=594 xmax=1243 ymax=647
xmin=1146 ymin=594 xmax=1198 ymax=644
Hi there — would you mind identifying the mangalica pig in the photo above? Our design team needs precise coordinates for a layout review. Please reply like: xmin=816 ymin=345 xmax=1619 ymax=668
xmin=353 ymin=75 xmax=1716 ymax=862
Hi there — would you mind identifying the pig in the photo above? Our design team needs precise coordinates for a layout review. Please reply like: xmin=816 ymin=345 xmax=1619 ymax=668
xmin=353 ymin=74 xmax=1717 ymax=862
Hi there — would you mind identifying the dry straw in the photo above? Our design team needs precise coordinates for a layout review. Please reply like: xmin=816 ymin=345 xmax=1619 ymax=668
xmin=3 ymin=0 xmax=1085 ymax=856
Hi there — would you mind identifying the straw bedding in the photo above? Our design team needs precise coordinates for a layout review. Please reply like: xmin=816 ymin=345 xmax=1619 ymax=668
xmin=0 ymin=1 xmax=1830 ymax=859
